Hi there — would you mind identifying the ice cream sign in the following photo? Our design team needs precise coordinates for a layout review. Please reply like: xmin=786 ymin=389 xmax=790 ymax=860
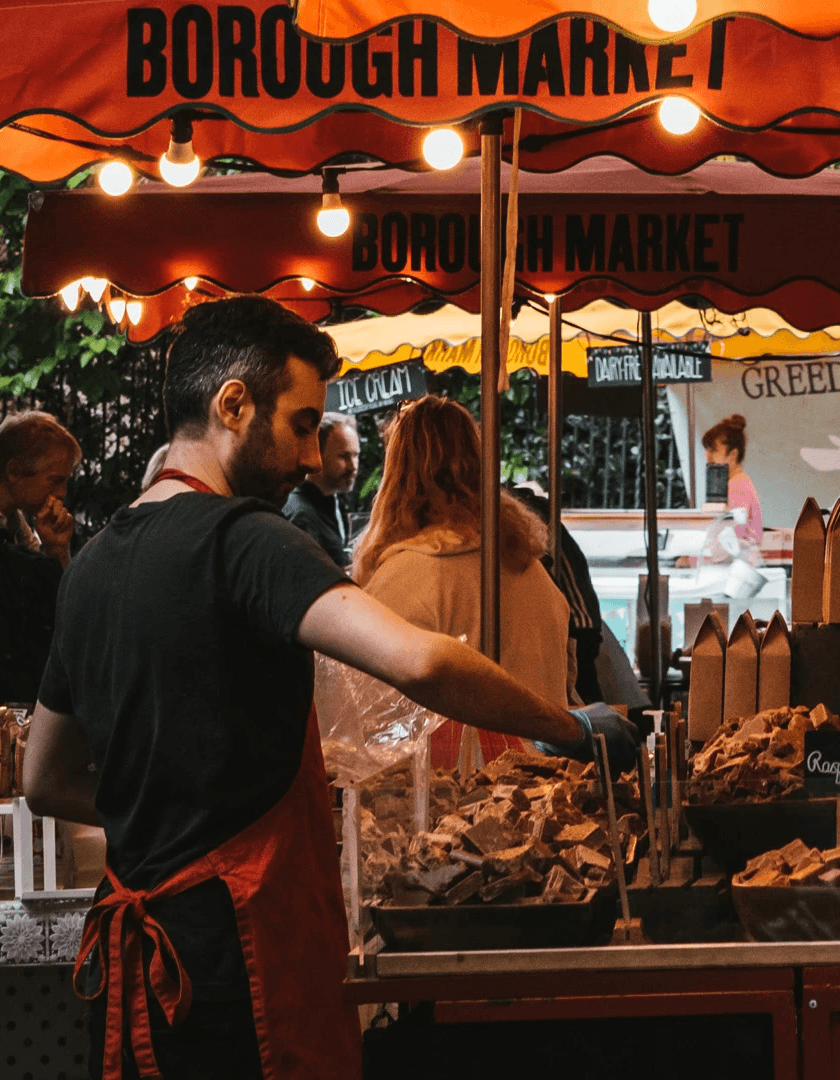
xmin=587 ymin=344 xmax=711 ymax=388
xmin=326 ymin=360 xmax=427 ymax=415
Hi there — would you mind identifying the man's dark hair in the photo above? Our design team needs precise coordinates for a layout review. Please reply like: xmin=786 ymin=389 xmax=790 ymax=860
xmin=163 ymin=296 xmax=341 ymax=438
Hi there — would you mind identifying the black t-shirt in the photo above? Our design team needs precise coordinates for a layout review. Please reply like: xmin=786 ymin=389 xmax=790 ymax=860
xmin=39 ymin=493 xmax=349 ymax=997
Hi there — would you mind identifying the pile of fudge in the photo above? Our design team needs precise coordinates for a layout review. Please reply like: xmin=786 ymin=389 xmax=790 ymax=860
xmin=356 ymin=749 xmax=643 ymax=908
xmin=734 ymin=839 xmax=840 ymax=888
xmin=686 ymin=704 xmax=840 ymax=804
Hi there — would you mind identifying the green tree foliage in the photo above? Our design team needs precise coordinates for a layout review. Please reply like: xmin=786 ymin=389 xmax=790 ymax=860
xmin=0 ymin=172 xmax=125 ymax=400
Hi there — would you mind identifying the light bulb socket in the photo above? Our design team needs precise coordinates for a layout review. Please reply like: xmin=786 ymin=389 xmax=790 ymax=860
xmin=321 ymin=170 xmax=341 ymax=196
xmin=321 ymin=191 xmax=343 ymax=212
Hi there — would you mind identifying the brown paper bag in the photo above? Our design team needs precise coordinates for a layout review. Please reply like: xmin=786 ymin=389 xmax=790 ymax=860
xmin=688 ymin=610 xmax=727 ymax=742
xmin=723 ymin=611 xmax=759 ymax=721
xmin=792 ymin=497 xmax=826 ymax=624
xmin=823 ymin=498 xmax=840 ymax=623
xmin=757 ymin=610 xmax=791 ymax=711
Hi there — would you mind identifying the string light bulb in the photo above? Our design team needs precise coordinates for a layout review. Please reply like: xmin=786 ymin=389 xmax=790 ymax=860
xmin=126 ymin=300 xmax=143 ymax=326
xmin=99 ymin=161 xmax=134 ymax=197
xmin=159 ymin=115 xmax=201 ymax=188
xmin=107 ymin=296 xmax=126 ymax=323
xmin=184 ymin=276 xmax=198 ymax=290
xmin=300 ymin=278 xmax=315 ymax=292
xmin=648 ymin=0 xmax=697 ymax=33
xmin=423 ymin=128 xmax=464 ymax=171
xmin=317 ymin=171 xmax=350 ymax=238
xmin=60 ymin=282 xmax=81 ymax=311
xmin=658 ymin=97 xmax=701 ymax=135
xmin=81 ymin=277 xmax=108 ymax=303
xmin=544 ymin=293 xmax=556 ymax=304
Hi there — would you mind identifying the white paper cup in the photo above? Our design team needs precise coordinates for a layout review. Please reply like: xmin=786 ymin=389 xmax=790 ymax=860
xmin=723 ymin=558 xmax=767 ymax=600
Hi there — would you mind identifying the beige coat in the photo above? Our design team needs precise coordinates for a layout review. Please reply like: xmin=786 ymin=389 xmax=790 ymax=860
xmin=363 ymin=526 xmax=573 ymax=708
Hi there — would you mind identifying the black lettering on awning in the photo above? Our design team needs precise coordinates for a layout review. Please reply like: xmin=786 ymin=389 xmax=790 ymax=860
xmin=570 ymin=18 xmax=609 ymax=96
xmin=614 ymin=34 xmax=650 ymax=94
xmin=723 ymin=213 xmax=743 ymax=272
xmin=127 ymin=8 xmax=167 ymax=97
xmin=352 ymin=214 xmax=379 ymax=271
xmin=457 ymin=38 xmax=519 ymax=95
xmin=607 ymin=214 xmax=635 ymax=271
xmin=381 ymin=212 xmax=408 ymax=272
xmin=438 ymin=213 xmax=466 ymax=272
xmin=566 ymin=214 xmax=606 ymax=271
xmin=398 ymin=21 xmax=437 ymax=97
xmin=218 ymin=6 xmax=258 ymax=97
xmin=666 ymin=214 xmax=691 ymax=271
xmin=411 ymin=214 xmax=436 ymax=270
xmin=694 ymin=213 xmax=719 ymax=271
xmin=260 ymin=6 xmax=300 ymax=99
xmin=637 ymin=214 xmax=663 ymax=271
xmin=172 ymin=5 xmax=214 ymax=99
xmin=351 ymin=29 xmax=394 ymax=98
xmin=305 ymin=40 xmax=346 ymax=98
xmin=708 ymin=19 xmax=729 ymax=90
xmin=527 ymin=215 xmax=553 ymax=272
xmin=655 ymin=43 xmax=693 ymax=90
xmin=522 ymin=25 xmax=565 ymax=96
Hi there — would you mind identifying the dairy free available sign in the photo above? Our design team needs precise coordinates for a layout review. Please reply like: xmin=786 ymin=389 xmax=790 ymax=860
xmin=804 ymin=731 xmax=840 ymax=795
xmin=587 ymin=344 xmax=711 ymax=388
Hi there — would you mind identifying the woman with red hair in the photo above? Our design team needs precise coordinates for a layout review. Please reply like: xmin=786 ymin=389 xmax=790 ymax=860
xmin=352 ymin=395 xmax=574 ymax=768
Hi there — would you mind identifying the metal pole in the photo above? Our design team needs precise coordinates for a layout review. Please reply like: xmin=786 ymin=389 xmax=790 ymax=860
xmin=480 ymin=116 xmax=503 ymax=663
xmin=548 ymin=298 xmax=564 ymax=581
xmin=687 ymin=381 xmax=697 ymax=508
xmin=641 ymin=312 xmax=662 ymax=708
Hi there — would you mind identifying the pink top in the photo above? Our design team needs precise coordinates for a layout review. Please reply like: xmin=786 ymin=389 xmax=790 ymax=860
xmin=728 ymin=470 xmax=764 ymax=547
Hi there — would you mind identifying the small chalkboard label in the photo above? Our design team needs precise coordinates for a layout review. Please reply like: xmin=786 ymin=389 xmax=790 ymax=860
xmin=804 ymin=731 xmax=840 ymax=795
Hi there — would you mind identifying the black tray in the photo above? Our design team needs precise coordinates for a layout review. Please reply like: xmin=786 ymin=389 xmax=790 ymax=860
xmin=369 ymin=887 xmax=617 ymax=952
xmin=732 ymin=882 xmax=840 ymax=942
xmin=683 ymin=798 xmax=836 ymax=873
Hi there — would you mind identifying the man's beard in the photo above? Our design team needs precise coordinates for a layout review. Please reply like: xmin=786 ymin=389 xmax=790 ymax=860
xmin=228 ymin=413 xmax=303 ymax=510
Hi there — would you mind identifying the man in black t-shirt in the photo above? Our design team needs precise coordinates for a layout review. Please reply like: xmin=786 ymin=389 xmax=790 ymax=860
xmin=22 ymin=297 xmax=638 ymax=1080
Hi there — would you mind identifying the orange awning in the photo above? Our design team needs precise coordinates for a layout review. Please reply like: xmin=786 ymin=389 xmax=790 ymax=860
xmin=2 ymin=5 xmax=840 ymax=182
xmin=294 ymin=1 xmax=840 ymax=44
xmin=22 ymin=160 xmax=840 ymax=342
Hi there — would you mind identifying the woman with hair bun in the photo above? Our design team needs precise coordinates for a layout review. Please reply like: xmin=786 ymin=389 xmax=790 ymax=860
xmin=352 ymin=395 xmax=576 ymax=768
xmin=701 ymin=412 xmax=763 ymax=546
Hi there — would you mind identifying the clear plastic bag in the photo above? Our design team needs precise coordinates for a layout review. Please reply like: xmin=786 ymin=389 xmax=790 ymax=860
xmin=314 ymin=652 xmax=447 ymax=785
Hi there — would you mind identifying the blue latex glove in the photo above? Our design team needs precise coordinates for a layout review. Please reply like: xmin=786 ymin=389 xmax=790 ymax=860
xmin=534 ymin=702 xmax=640 ymax=777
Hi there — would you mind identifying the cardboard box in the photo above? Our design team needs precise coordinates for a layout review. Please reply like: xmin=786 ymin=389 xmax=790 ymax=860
xmin=791 ymin=624 xmax=840 ymax=713
xmin=757 ymin=611 xmax=791 ymax=711
xmin=823 ymin=499 xmax=840 ymax=623
xmin=688 ymin=610 xmax=727 ymax=742
xmin=723 ymin=611 xmax=760 ymax=721
xmin=684 ymin=598 xmax=730 ymax=650
xmin=792 ymin=498 xmax=826 ymax=624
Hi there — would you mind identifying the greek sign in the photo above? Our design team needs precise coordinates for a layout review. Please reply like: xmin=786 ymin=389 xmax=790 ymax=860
xmin=804 ymin=731 xmax=840 ymax=796
xmin=326 ymin=360 xmax=427 ymax=415
xmin=587 ymin=344 xmax=712 ymax=388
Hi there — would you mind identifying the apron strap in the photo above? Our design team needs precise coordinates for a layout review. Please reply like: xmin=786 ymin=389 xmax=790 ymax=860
xmin=148 ymin=468 xmax=218 ymax=495
xmin=74 ymin=867 xmax=193 ymax=1080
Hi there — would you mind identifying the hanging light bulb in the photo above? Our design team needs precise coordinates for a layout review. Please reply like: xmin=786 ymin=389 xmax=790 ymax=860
xmin=544 ymin=293 xmax=556 ymax=304
xmin=317 ymin=171 xmax=350 ymax=238
xmin=81 ymin=277 xmax=108 ymax=303
xmin=658 ymin=97 xmax=701 ymax=135
xmin=422 ymin=128 xmax=464 ymax=171
xmin=60 ymin=282 xmax=81 ymax=311
xmin=159 ymin=114 xmax=201 ymax=188
xmin=300 ymin=278 xmax=315 ymax=292
xmin=184 ymin=276 xmax=198 ymax=290
xmin=99 ymin=161 xmax=134 ymax=197
xmin=107 ymin=296 xmax=126 ymax=323
xmin=648 ymin=0 xmax=697 ymax=33
xmin=125 ymin=300 xmax=143 ymax=326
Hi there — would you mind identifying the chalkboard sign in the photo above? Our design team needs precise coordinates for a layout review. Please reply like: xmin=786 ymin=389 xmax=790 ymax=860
xmin=804 ymin=731 xmax=840 ymax=795
xmin=587 ymin=344 xmax=712 ymax=389
xmin=326 ymin=360 xmax=427 ymax=415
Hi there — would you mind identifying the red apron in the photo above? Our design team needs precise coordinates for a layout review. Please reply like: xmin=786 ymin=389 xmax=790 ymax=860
xmin=74 ymin=705 xmax=362 ymax=1080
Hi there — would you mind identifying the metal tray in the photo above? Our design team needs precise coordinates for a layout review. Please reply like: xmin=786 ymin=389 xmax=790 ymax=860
xmin=682 ymin=798 xmax=836 ymax=873
xmin=732 ymin=882 xmax=840 ymax=942
xmin=369 ymin=887 xmax=617 ymax=952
